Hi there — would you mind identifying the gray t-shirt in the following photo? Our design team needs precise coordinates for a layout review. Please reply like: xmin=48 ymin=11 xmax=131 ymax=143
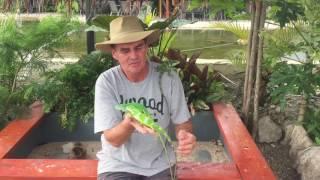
xmin=94 ymin=61 xmax=190 ymax=176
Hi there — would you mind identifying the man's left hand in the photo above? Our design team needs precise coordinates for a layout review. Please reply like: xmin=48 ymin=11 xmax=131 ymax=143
xmin=176 ymin=129 xmax=196 ymax=156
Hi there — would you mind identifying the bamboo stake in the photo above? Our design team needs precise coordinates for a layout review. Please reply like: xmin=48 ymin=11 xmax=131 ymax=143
xmin=253 ymin=2 xmax=266 ymax=139
xmin=243 ymin=0 xmax=261 ymax=125
xmin=242 ymin=0 xmax=255 ymax=118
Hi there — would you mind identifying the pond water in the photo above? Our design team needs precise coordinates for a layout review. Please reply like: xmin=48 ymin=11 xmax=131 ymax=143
xmin=60 ymin=29 xmax=245 ymax=59
xmin=22 ymin=21 xmax=244 ymax=59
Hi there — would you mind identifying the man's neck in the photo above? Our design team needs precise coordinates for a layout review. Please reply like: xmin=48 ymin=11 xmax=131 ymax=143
xmin=122 ymin=62 xmax=149 ymax=83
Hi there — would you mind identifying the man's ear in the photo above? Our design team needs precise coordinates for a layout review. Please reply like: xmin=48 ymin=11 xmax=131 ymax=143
xmin=111 ymin=48 xmax=118 ymax=61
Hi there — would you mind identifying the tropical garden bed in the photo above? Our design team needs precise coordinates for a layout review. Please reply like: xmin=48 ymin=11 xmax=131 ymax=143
xmin=0 ymin=102 xmax=275 ymax=179
xmin=1 ymin=0 xmax=320 ymax=180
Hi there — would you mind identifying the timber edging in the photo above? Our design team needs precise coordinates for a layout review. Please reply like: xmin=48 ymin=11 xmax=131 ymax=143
xmin=0 ymin=103 xmax=275 ymax=179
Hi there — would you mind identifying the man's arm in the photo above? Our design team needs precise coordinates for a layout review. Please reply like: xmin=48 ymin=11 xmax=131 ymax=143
xmin=175 ymin=119 xmax=193 ymax=134
xmin=103 ymin=117 xmax=134 ymax=147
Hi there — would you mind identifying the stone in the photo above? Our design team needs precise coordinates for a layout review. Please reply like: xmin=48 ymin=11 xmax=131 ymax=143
xmin=289 ymin=125 xmax=313 ymax=159
xmin=281 ymin=123 xmax=295 ymax=145
xmin=297 ymin=146 xmax=320 ymax=180
xmin=194 ymin=149 xmax=212 ymax=163
xmin=258 ymin=116 xmax=283 ymax=143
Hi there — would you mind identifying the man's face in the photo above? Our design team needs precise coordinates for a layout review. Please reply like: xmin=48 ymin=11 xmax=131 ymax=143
xmin=111 ymin=40 xmax=148 ymax=77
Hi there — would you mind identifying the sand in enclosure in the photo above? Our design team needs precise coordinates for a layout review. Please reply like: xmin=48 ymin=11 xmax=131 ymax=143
xmin=28 ymin=141 xmax=229 ymax=163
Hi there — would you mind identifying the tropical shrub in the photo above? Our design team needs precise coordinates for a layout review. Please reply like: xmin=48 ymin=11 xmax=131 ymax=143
xmin=162 ymin=49 xmax=230 ymax=112
xmin=266 ymin=0 xmax=320 ymax=143
xmin=0 ymin=16 xmax=81 ymax=129
xmin=25 ymin=51 xmax=116 ymax=130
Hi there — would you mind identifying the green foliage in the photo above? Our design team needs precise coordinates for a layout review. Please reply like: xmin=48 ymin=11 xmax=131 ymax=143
xmin=228 ymin=49 xmax=247 ymax=68
xmin=266 ymin=0 xmax=320 ymax=143
xmin=304 ymin=108 xmax=320 ymax=145
xmin=90 ymin=15 xmax=118 ymax=30
xmin=164 ymin=49 xmax=230 ymax=111
xmin=25 ymin=51 xmax=116 ymax=130
xmin=0 ymin=16 xmax=81 ymax=129
xmin=188 ymin=0 xmax=245 ymax=19
xmin=186 ymin=72 xmax=228 ymax=110
xmin=146 ymin=13 xmax=178 ymax=58
xmin=267 ymin=0 xmax=305 ymax=27
xmin=56 ymin=0 xmax=80 ymax=15
xmin=263 ymin=22 xmax=305 ymax=71
xmin=268 ymin=63 xmax=319 ymax=109
xmin=212 ymin=22 xmax=249 ymax=44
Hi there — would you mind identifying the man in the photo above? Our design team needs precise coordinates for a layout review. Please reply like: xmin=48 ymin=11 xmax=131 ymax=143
xmin=94 ymin=16 xmax=196 ymax=180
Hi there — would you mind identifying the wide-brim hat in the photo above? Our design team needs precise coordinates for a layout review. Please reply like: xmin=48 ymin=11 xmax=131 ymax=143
xmin=95 ymin=16 xmax=160 ymax=52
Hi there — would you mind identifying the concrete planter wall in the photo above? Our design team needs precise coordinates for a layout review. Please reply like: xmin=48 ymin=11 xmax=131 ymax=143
xmin=0 ymin=103 xmax=275 ymax=179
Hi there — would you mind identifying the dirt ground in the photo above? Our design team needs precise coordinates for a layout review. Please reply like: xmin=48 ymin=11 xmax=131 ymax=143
xmin=257 ymin=143 xmax=300 ymax=180
xmin=28 ymin=140 xmax=301 ymax=179
xmin=28 ymin=141 xmax=229 ymax=163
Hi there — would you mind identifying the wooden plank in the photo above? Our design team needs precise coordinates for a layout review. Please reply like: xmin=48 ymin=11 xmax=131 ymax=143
xmin=0 ymin=102 xmax=44 ymax=159
xmin=0 ymin=159 xmax=241 ymax=180
xmin=0 ymin=102 xmax=254 ymax=179
xmin=177 ymin=162 xmax=241 ymax=180
xmin=0 ymin=159 xmax=97 ymax=180
xmin=213 ymin=103 xmax=276 ymax=180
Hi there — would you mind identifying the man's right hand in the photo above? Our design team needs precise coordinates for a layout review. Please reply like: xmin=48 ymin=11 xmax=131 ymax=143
xmin=123 ymin=113 xmax=155 ymax=135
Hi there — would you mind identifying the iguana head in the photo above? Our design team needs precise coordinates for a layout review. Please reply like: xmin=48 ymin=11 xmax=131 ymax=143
xmin=114 ymin=104 xmax=127 ymax=111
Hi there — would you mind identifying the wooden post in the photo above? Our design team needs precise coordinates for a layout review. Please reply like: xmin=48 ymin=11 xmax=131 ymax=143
xmin=86 ymin=0 xmax=95 ymax=54
xmin=166 ymin=0 xmax=170 ymax=18
xmin=158 ymin=0 xmax=162 ymax=18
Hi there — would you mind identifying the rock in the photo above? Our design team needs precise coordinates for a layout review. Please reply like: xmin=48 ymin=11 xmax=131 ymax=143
xmin=258 ymin=116 xmax=283 ymax=143
xmin=281 ymin=123 xmax=295 ymax=145
xmin=288 ymin=125 xmax=313 ymax=159
xmin=194 ymin=149 xmax=212 ymax=163
xmin=62 ymin=142 xmax=87 ymax=159
xmin=297 ymin=146 xmax=320 ymax=180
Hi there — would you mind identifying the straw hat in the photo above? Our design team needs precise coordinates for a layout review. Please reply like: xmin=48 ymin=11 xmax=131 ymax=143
xmin=95 ymin=16 xmax=160 ymax=52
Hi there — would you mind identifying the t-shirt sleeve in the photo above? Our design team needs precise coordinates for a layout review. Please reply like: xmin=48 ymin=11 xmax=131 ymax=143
xmin=94 ymin=73 xmax=122 ymax=133
xmin=169 ymin=72 xmax=191 ymax=125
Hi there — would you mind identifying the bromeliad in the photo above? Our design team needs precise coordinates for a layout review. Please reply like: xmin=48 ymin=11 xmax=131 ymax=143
xmin=115 ymin=102 xmax=172 ymax=143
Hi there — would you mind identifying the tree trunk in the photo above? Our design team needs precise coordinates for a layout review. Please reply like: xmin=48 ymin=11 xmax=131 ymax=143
xmin=67 ymin=0 xmax=72 ymax=16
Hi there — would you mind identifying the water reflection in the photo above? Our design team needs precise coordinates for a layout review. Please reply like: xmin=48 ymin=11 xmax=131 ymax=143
xmin=60 ymin=29 xmax=245 ymax=59
xmin=171 ymin=29 xmax=245 ymax=59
